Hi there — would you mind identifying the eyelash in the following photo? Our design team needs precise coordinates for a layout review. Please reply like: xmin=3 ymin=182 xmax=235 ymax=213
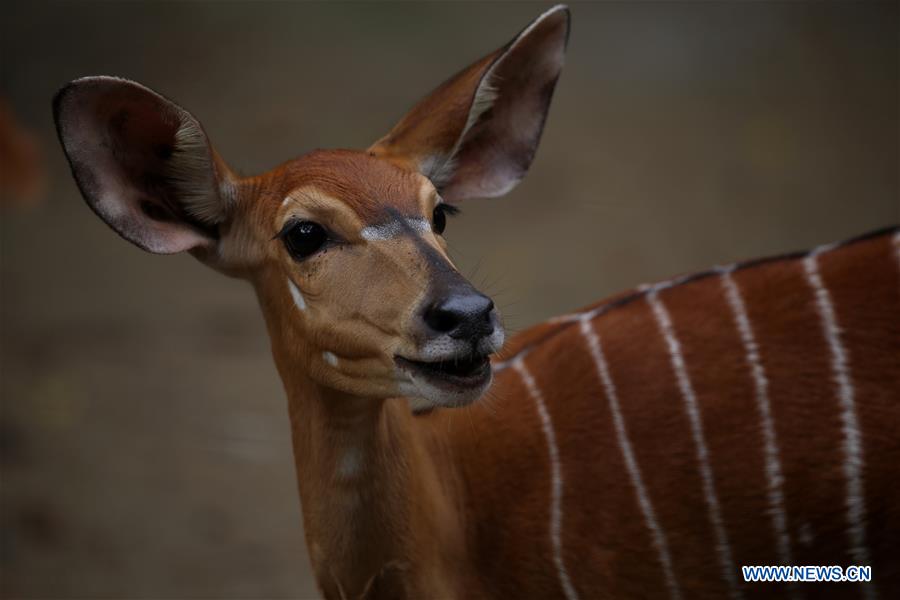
xmin=438 ymin=204 xmax=461 ymax=217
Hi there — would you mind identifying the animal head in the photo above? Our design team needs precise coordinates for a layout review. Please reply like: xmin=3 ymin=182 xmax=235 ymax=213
xmin=53 ymin=6 xmax=569 ymax=411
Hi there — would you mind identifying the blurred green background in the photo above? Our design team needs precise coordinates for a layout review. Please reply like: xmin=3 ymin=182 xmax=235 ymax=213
xmin=1 ymin=1 xmax=897 ymax=598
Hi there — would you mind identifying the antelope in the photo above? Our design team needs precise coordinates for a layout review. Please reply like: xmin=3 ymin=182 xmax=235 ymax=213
xmin=53 ymin=5 xmax=899 ymax=599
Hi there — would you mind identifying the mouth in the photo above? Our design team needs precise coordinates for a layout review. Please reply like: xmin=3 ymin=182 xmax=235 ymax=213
xmin=395 ymin=352 xmax=492 ymax=392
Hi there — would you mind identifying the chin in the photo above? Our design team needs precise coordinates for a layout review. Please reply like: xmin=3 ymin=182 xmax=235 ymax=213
xmin=396 ymin=355 xmax=494 ymax=412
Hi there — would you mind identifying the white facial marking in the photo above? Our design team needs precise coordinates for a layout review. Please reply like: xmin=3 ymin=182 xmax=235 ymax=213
xmin=281 ymin=195 xmax=295 ymax=207
xmin=287 ymin=278 xmax=307 ymax=311
xmin=360 ymin=218 xmax=431 ymax=241
xmin=323 ymin=351 xmax=338 ymax=367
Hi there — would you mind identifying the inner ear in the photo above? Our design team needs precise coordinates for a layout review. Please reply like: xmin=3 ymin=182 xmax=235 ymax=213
xmin=106 ymin=101 xmax=210 ymax=227
xmin=54 ymin=77 xmax=229 ymax=254
xmin=368 ymin=6 xmax=570 ymax=203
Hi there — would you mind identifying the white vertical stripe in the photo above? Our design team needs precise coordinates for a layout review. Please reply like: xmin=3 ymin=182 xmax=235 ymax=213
xmin=512 ymin=357 xmax=579 ymax=600
xmin=579 ymin=317 xmax=682 ymax=600
xmin=646 ymin=290 xmax=742 ymax=599
xmin=719 ymin=268 xmax=794 ymax=567
xmin=803 ymin=249 xmax=874 ymax=597
xmin=287 ymin=278 xmax=307 ymax=311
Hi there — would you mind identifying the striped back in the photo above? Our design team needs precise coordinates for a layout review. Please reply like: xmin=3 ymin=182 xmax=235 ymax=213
xmin=467 ymin=227 xmax=900 ymax=598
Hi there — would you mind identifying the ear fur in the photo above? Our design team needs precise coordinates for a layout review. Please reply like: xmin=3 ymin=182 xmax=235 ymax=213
xmin=369 ymin=5 xmax=570 ymax=202
xmin=53 ymin=76 xmax=235 ymax=254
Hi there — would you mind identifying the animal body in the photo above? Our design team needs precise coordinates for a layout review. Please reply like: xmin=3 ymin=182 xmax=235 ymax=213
xmin=53 ymin=5 xmax=899 ymax=599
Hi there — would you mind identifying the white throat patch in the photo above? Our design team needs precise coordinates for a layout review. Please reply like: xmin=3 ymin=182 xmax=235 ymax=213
xmin=337 ymin=446 xmax=363 ymax=479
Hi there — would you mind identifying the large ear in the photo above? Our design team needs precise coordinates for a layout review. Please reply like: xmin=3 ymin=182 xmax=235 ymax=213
xmin=369 ymin=5 xmax=569 ymax=202
xmin=53 ymin=77 xmax=235 ymax=254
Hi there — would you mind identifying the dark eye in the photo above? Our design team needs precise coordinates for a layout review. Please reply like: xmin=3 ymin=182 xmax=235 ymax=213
xmin=432 ymin=203 xmax=459 ymax=235
xmin=282 ymin=220 xmax=327 ymax=260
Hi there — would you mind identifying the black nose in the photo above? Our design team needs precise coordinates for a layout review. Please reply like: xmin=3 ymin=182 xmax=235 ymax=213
xmin=423 ymin=293 xmax=495 ymax=340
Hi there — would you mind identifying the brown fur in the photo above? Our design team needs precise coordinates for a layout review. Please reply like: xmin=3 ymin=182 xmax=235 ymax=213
xmin=466 ymin=232 xmax=899 ymax=598
xmin=259 ymin=150 xmax=429 ymax=225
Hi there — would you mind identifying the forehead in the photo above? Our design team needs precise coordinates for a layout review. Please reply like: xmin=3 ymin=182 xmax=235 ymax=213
xmin=271 ymin=149 xmax=433 ymax=224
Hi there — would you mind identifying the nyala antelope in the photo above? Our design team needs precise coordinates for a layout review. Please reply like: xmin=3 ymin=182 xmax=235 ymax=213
xmin=53 ymin=5 xmax=899 ymax=599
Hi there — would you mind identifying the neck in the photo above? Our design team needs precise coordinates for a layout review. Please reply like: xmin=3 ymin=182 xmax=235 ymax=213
xmin=269 ymin=332 xmax=469 ymax=598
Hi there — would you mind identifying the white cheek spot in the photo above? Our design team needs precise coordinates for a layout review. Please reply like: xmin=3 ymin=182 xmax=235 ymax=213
xmin=322 ymin=351 xmax=338 ymax=367
xmin=281 ymin=196 xmax=294 ymax=207
xmin=287 ymin=278 xmax=307 ymax=311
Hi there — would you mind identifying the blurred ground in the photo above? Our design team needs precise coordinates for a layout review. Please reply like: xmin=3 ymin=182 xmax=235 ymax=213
xmin=1 ymin=1 xmax=897 ymax=598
